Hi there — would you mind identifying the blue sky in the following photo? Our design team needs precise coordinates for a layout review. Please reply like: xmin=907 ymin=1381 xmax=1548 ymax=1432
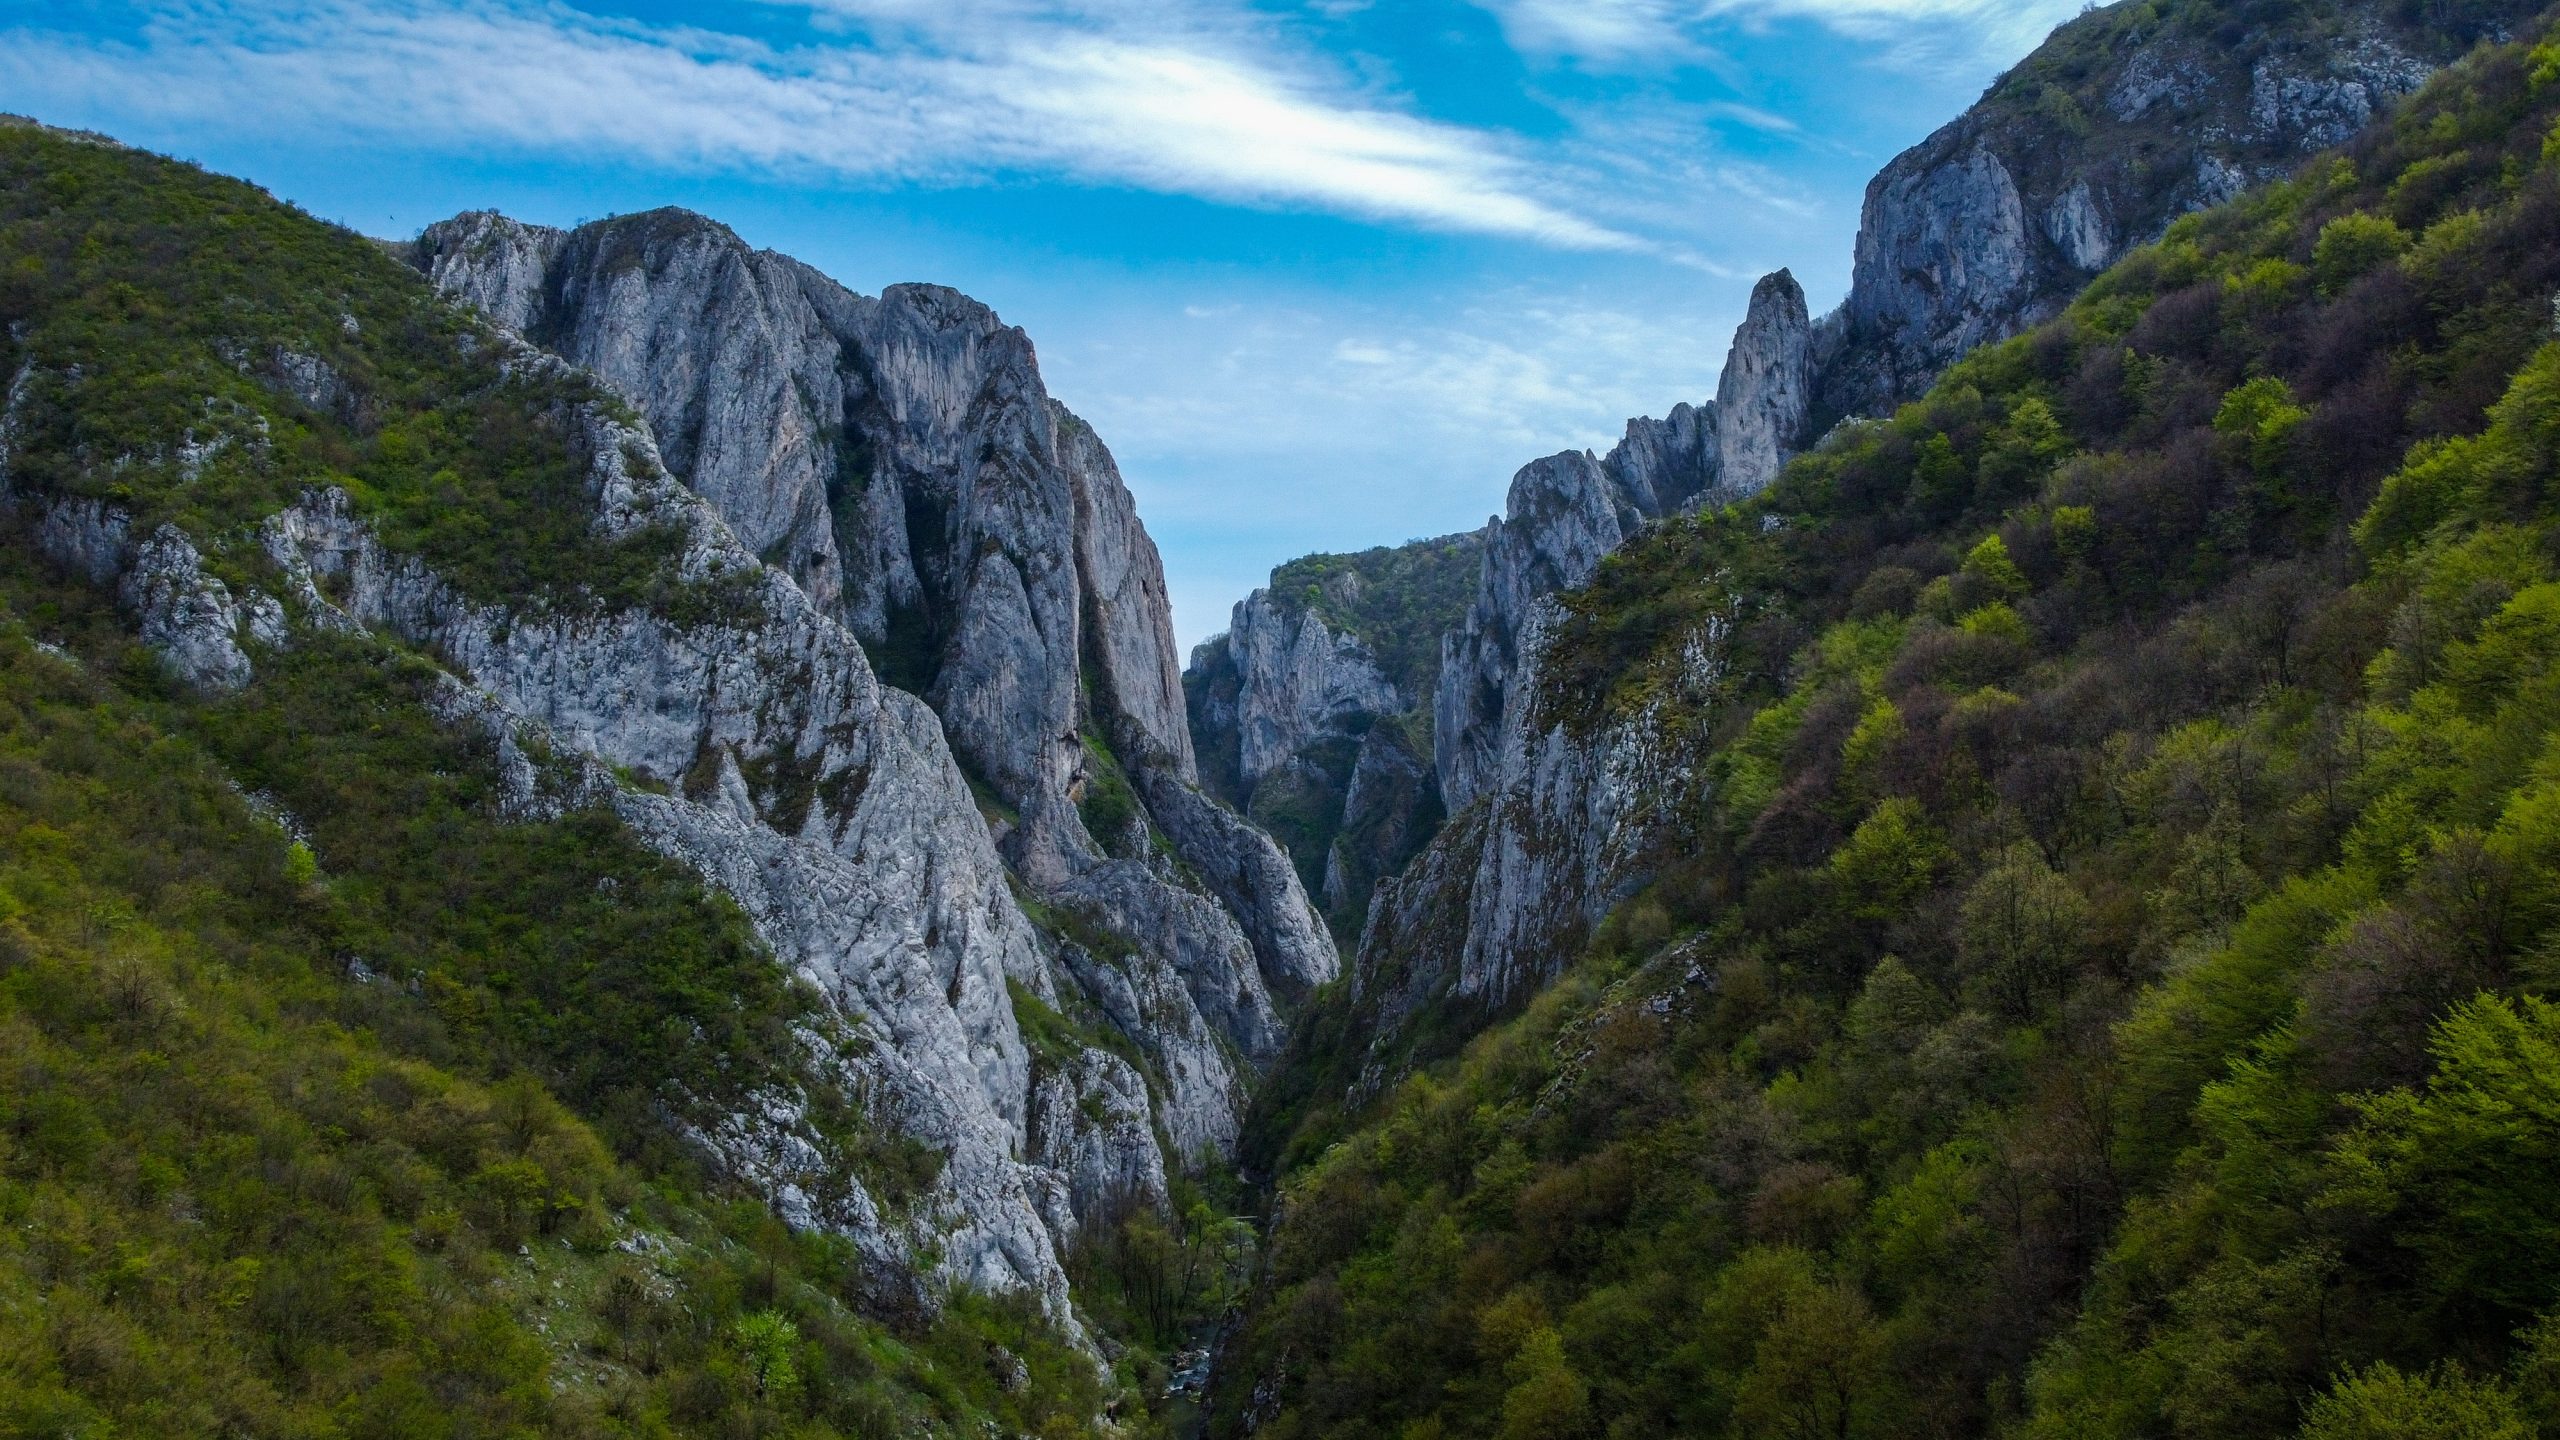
xmin=2 ymin=0 xmax=2086 ymax=648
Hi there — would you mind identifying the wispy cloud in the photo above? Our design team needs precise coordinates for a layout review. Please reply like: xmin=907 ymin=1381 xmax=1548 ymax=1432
xmin=1478 ymin=0 xmax=2087 ymax=68
xmin=0 ymin=0 xmax=1643 ymax=250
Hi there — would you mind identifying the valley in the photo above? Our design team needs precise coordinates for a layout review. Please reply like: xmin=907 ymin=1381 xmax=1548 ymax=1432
xmin=7 ymin=1 xmax=2560 ymax=1436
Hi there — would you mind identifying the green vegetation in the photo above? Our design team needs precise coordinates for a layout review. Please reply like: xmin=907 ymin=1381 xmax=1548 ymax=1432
xmin=0 ymin=593 xmax=1102 ymax=1436
xmin=1227 ymin=21 xmax=2560 ymax=1440
xmin=0 ymin=117 xmax=751 ymax=619
xmin=1076 ymin=729 xmax=1145 ymax=854
xmin=0 ymin=118 xmax=1169 ymax=1435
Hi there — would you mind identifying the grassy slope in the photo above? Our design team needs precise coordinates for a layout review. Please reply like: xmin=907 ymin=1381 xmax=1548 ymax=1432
xmin=0 ymin=122 xmax=1125 ymax=1435
xmin=1227 ymin=20 xmax=2560 ymax=1440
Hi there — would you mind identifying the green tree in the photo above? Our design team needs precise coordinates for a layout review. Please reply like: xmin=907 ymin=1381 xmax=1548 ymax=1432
xmin=1840 ymin=697 xmax=1905 ymax=799
xmin=1831 ymin=800 xmax=1952 ymax=923
xmin=1733 ymin=1282 xmax=1891 ymax=1440
xmin=1846 ymin=956 xmax=1941 ymax=1056
xmin=2216 ymin=376 xmax=2310 ymax=478
xmin=2299 ymin=1362 xmax=2529 ymax=1439
xmin=1963 ymin=534 xmax=2029 ymax=599
xmin=1981 ymin=397 xmax=2073 ymax=494
xmin=2052 ymin=505 xmax=2099 ymax=564
xmin=2314 ymin=213 xmax=2411 ymax=295
xmin=2328 ymin=996 xmax=2560 ymax=1325
xmin=729 ymin=1310 xmax=802 ymax=1403
xmin=1957 ymin=843 xmax=2090 ymax=1018
xmin=1914 ymin=433 xmax=1972 ymax=517
xmin=1497 ymin=1325 xmax=1592 ymax=1440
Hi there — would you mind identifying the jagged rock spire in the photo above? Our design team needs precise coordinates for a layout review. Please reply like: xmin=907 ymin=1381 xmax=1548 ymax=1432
xmin=1714 ymin=269 xmax=1815 ymax=497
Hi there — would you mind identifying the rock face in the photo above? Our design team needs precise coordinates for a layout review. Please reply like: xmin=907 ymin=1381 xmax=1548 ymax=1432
xmin=1223 ymin=590 xmax=1400 ymax=794
xmin=1185 ymin=533 xmax=1481 ymax=938
xmin=1190 ymin=293 xmax=1803 ymax=938
xmin=1353 ymin=611 xmax=1724 ymax=1087
xmin=1435 ymin=410 xmax=1717 ymax=813
xmin=4 ymin=344 xmax=1110 ymax=1317
xmin=18 ymin=200 xmax=1339 ymax=1333
xmin=1713 ymin=271 xmax=1816 ymax=498
xmin=1810 ymin=0 xmax=2533 ymax=424
xmin=411 ymin=213 xmax=1334 ymax=1126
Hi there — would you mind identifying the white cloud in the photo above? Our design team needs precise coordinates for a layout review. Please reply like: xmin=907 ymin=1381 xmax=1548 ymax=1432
xmin=1479 ymin=0 xmax=2088 ymax=67
xmin=0 ymin=0 xmax=1643 ymax=250
xmin=1485 ymin=0 xmax=1698 ymax=64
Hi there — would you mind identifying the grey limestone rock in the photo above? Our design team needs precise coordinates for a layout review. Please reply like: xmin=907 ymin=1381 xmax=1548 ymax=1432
xmin=2045 ymin=180 xmax=2117 ymax=277
xmin=411 ymin=210 xmax=1334 ymax=1154
xmin=1183 ymin=529 xmax=1483 ymax=939
xmin=1713 ymin=271 xmax=1816 ymax=498
xmin=1833 ymin=140 xmax=2033 ymax=415
xmin=1029 ymin=1050 xmax=1170 ymax=1227
xmin=1812 ymin=0 xmax=2527 ymax=425
xmin=4 ymin=319 xmax=1281 ymax=1336
xmin=1320 ymin=722 xmax=1439 ymax=928
xmin=1434 ymin=414 xmax=1715 ymax=814
xmin=1225 ymin=589 xmax=1401 ymax=793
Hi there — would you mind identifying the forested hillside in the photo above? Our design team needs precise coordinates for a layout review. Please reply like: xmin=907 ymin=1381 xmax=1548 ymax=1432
xmin=1225 ymin=19 xmax=2560 ymax=1439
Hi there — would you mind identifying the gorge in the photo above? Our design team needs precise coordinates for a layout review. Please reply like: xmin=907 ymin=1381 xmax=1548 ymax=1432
xmin=7 ymin=0 xmax=2560 ymax=1436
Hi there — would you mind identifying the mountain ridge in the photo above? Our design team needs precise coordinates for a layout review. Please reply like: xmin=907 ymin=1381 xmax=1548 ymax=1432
xmin=1198 ymin=0 xmax=2550 ymax=1126
xmin=1217 ymin=11 xmax=2560 ymax=1436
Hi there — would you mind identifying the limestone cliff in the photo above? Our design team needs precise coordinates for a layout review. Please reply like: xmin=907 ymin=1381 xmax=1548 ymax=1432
xmin=1811 ymin=0 xmax=2535 ymax=424
xmin=7 ymin=190 xmax=1337 ymax=1339
xmin=410 ymin=211 xmax=1335 ymax=1139
xmin=1185 ymin=534 xmax=1480 ymax=938
xmin=2 ymin=338 xmax=1110 ymax=1319
xmin=1435 ymin=405 xmax=1719 ymax=813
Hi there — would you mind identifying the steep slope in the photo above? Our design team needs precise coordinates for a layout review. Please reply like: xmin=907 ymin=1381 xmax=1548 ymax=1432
xmin=1279 ymin=0 xmax=2544 ymax=1119
xmin=1214 ymin=0 xmax=2464 ymax=974
xmin=1815 ymin=0 xmax=2536 ymax=427
xmin=1225 ymin=21 xmax=2560 ymax=1439
xmin=0 ymin=122 xmax=1127 ymax=1436
xmin=0 ymin=117 xmax=1250 ymax=1428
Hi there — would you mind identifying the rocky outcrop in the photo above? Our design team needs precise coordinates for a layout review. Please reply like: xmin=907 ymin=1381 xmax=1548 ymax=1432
xmin=411 ymin=210 xmax=1334 ymax=1179
xmin=1224 ymin=591 xmax=1400 ymax=794
xmin=1713 ymin=271 xmax=1815 ymax=497
xmin=1352 ymin=607 xmax=1727 ymax=1090
xmin=9 ymin=350 xmax=1117 ymax=1314
xmin=1317 ymin=0 xmax=2538 ymax=1103
xmin=1435 ymin=412 xmax=1716 ymax=813
xmin=1825 ymin=140 xmax=2031 ymax=417
xmin=1319 ymin=722 xmax=1439 ymax=932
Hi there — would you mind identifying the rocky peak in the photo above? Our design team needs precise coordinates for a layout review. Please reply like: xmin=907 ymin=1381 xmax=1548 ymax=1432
xmin=1713 ymin=269 xmax=1816 ymax=497
xmin=409 ymin=209 xmax=565 ymax=337
xmin=1435 ymin=412 xmax=1719 ymax=812
xmin=410 ymin=208 xmax=1219 ymax=855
